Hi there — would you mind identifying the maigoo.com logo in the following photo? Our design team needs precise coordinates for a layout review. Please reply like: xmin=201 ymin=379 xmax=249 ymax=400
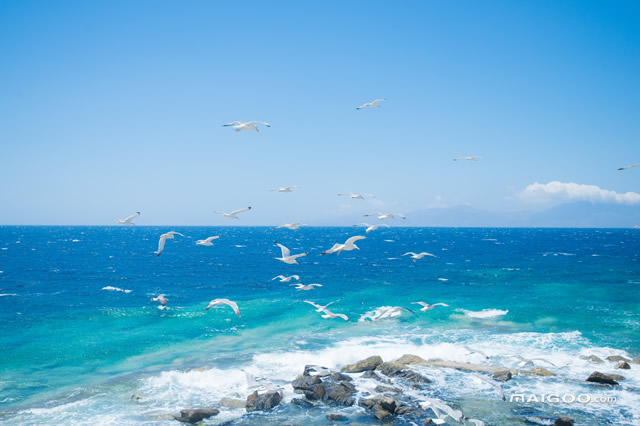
xmin=509 ymin=394 xmax=617 ymax=404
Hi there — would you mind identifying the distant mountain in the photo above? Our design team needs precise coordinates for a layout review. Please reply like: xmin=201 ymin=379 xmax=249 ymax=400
xmin=314 ymin=202 xmax=640 ymax=228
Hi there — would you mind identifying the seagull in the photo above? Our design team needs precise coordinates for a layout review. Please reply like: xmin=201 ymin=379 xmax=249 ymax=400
xmin=156 ymin=231 xmax=184 ymax=256
xmin=271 ymin=186 xmax=297 ymax=192
xmin=274 ymin=241 xmax=308 ymax=264
xmin=321 ymin=235 xmax=366 ymax=255
xmin=618 ymin=163 xmax=640 ymax=171
xmin=274 ymin=222 xmax=307 ymax=230
xmin=214 ymin=207 xmax=252 ymax=219
xmin=364 ymin=212 xmax=406 ymax=220
xmin=463 ymin=345 xmax=489 ymax=359
xmin=205 ymin=298 xmax=241 ymax=317
xmin=271 ymin=274 xmax=300 ymax=282
xmin=508 ymin=354 xmax=556 ymax=368
xmin=419 ymin=398 xmax=464 ymax=424
xmin=320 ymin=308 xmax=349 ymax=321
xmin=152 ymin=294 xmax=168 ymax=306
xmin=454 ymin=156 xmax=478 ymax=161
xmin=223 ymin=121 xmax=271 ymax=132
xmin=356 ymin=98 xmax=386 ymax=110
xmin=116 ymin=212 xmax=140 ymax=226
xmin=196 ymin=236 xmax=220 ymax=246
xmin=372 ymin=306 xmax=418 ymax=320
xmin=290 ymin=283 xmax=322 ymax=291
xmin=303 ymin=299 xmax=341 ymax=313
xmin=353 ymin=223 xmax=390 ymax=233
xmin=338 ymin=192 xmax=373 ymax=200
xmin=403 ymin=252 xmax=438 ymax=262
xmin=471 ymin=374 xmax=506 ymax=401
xmin=412 ymin=302 xmax=449 ymax=311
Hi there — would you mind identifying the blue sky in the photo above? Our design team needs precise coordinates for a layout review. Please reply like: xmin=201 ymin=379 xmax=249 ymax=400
xmin=1 ymin=0 xmax=639 ymax=226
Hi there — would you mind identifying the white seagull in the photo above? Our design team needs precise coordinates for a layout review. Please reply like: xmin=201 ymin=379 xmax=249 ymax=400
xmin=116 ymin=212 xmax=140 ymax=226
xmin=214 ymin=207 xmax=252 ymax=220
xmin=196 ymin=236 xmax=220 ymax=246
xmin=303 ymin=299 xmax=341 ymax=313
xmin=463 ymin=346 xmax=489 ymax=359
xmin=274 ymin=242 xmax=308 ymax=264
xmin=321 ymin=235 xmax=366 ymax=255
xmin=364 ymin=212 xmax=405 ymax=220
xmin=152 ymin=294 xmax=168 ymax=306
xmin=419 ymin=398 xmax=464 ymax=424
xmin=508 ymin=354 xmax=556 ymax=368
xmin=205 ymin=298 xmax=241 ymax=317
xmin=271 ymin=185 xmax=297 ymax=192
xmin=403 ymin=252 xmax=438 ymax=261
xmin=353 ymin=223 xmax=390 ymax=233
xmin=454 ymin=156 xmax=478 ymax=161
xmin=223 ymin=121 xmax=271 ymax=132
xmin=320 ymin=308 xmax=349 ymax=321
xmin=471 ymin=374 xmax=506 ymax=401
xmin=271 ymin=274 xmax=300 ymax=282
xmin=338 ymin=192 xmax=373 ymax=200
xmin=412 ymin=301 xmax=449 ymax=311
xmin=274 ymin=222 xmax=307 ymax=230
xmin=156 ymin=231 xmax=184 ymax=256
xmin=370 ymin=306 xmax=418 ymax=320
xmin=290 ymin=283 xmax=322 ymax=291
xmin=356 ymin=98 xmax=386 ymax=110
xmin=618 ymin=163 xmax=640 ymax=171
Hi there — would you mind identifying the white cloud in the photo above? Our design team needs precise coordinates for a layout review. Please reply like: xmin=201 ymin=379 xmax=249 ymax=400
xmin=519 ymin=181 xmax=640 ymax=205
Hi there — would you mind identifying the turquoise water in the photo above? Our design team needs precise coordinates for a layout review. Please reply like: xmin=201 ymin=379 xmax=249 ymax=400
xmin=0 ymin=226 xmax=639 ymax=424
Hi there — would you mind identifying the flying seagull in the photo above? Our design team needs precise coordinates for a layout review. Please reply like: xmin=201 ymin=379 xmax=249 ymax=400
xmin=454 ymin=156 xmax=478 ymax=161
xmin=303 ymin=299 xmax=341 ymax=313
xmin=205 ymin=298 xmax=241 ymax=317
xmin=356 ymin=98 xmax=386 ymax=110
xmin=403 ymin=251 xmax=438 ymax=261
xmin=353 ymin=223 xmax=390 ymax=233
xmin=618 ymin=163 xmax=640 ymax=171
xmin=463 ymin=345 xmax=489 ymax=359
xmin=116 ymin=212 xmax=140 ymax=226
xmin=272 ymin=275 xmax=300 ymax=282
xmin=338 ymin=192 xmax=374 ymax=200
xmin=156 ymin=231 xmax=184 ymax=256
xmin=320 ymin=308 xmax=349 ymax=321
xmin=196 ymin=236 xmax=220 ymax=246
xmin=321 ymin=235 xmax=366 ymax=255
xmin=508 ymin=354 xmax=556 ymax=368
xmin=372 ymin=306 xmax=418 ymax=320
xmin=152 ymin=294 xmax=168 ymax=307
xmin=274 ymin=222 xmax=307 ymax=230
xmin=215 ymin=207 xmax=252 ymax=219
xmin=271 ymin=186 xmax=297 ymax=192
xmin=290 ymin=283 xmax=322 ymax=291
xmin=419 ymin=398 xmax=464 ymax=424
xmin=471 ymin=373 xmax=506 ymax=401
xmin=274 ymin=241 xmax=308 ymax=264
xmin=412 ymin=301 xmax=449 ymax=311
xmin=223 ymin=121 xmax=271 ymax=132
xmin=364 ymin=212 xmax=406 ymax=220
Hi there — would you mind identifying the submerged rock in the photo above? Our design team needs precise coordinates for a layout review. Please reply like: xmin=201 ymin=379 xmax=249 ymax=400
xmin=326 ymin=413 xmax=347 ymax=421
xmin=341 ymin=355 xmax=383 ymax=373
xmin=245 ymin=390 xmax=283 ymax=411
xmin=173 ymin=408 xmax=219 ymax=423
xmin=378 ymin=362 xmax=432 ymax=385
xmin=395 ymin=354 xmax=428 ymax=366
xmin=290 ymin=398 xmax=313 ymax=408
xmin=608 ymin=374 xmax=626 ymax=381
xmin=218 ymin=397 xmax=246 ymax=409
xmin=617 ymin=361 xmax=631 ymax=369
xmin=579 ymin=355 xmax=604 ymax=363
xmin=530 ymin=367 xmax=556 ymax=377
xmin=606 ymin=355 xmax=630 ymax=363
xmin=493 ymin=370 xmax=512 ymax=381
xmin=554 ymin=416 xmax=575 ymax=426
xmin=586 ymin=371 xmax=619 ymax=386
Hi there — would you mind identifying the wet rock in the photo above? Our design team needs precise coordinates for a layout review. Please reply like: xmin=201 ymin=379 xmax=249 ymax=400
xmin=617 ymin=361 xmax=631 ymax=369
xmin=323 ymin=382 xmax=356 ymax=406
xmin=359 ymin=395 xmax=402 ymax=421
xmin=608 ymin=374 xmax=626 ymax=381
xmin=245 ymin=390 xmax=283 ymax=411
xmin=361 ymin=370 xmax=382 ymax=381
xmin=631 ymin=358 xmax=640 ymax=365
xmin=554 ymin=417 xmax=575 ymax=426
xmin=304 ymin=365 xmax=331 ymax=377
xmin=579 ymin=355 xmax=603 ymax=363
xmin=292 ymin=374 xmax=322 ymax=393
xmin=606 ymin=355 xmax=630 ymax=363
xmin=375 ymin=385 xmax=401 ymax=393
xmin=292 ymin=369 xmax=356 ymax=406
xmin=341 ymin=355 xmax=383 ymax=373
xmin=304 ymin=384 xmax=325 ymax=401
xmin=326 ymin=413 xmax=347 ymax=421
xmin=378 ymin=362 xmax=402 ymax=377
xmin=530 ymin=367 xmax=556 ymax=376
xmin=173 ymin=408 xmax=219 ymax=423
xmin=373 ymin=406 xmax=391 ymax=420
xmin=379 ymin=363 xmax=432 ymax=385
xmin=395 ymin=354 xmax=428 ymax=366
xmin=586 ymin=371 xmax=619 ymax=386
xmin=218 ymin=397 xmax=246 ymax=409
xmin=290 ymin=398 xmax=313 ymax=408
xmin=493 ymin=369 xmax=512 ymax=381
xmin=330 ymin=372 xmax=353 ymax=382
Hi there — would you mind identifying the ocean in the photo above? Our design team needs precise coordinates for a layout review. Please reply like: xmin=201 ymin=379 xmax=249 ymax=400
xmin=0 ymin=226 xmax=639 ymax=425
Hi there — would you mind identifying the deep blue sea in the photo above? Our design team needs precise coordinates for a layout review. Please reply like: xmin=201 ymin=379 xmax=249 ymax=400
xmin=0 ymin=226 xmax=639 ymax=424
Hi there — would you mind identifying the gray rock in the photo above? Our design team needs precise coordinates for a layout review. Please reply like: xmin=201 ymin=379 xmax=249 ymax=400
xmin=373 ymin=406 xmax=391 ymax=420
xmin=379 ymin=363 xmax=432 ymax=385
xmin=586 ymin=371 xmax=619 ymax=385
xmin=326 ymin=413 xmax=347 ymax=421
xmin=292 ymin=374 xmax=322 ymax=393
xmin=617 ymin=361 xmax=631 ymax=369
xmin=554 ymin=417 xmax=575 ymax=426
xmin=218 ymin=397 xmax=246 ymax=409
xmin=361 ymin=370 xmax=382 ymax=381
xmin=395 ymin=354 xmax=428 ymax=365
xmin=530 ymin=367 xmax=555 ymax=376
xmin=375 ymin=385 xmax=401 ymax=393
xmin=330 ymin=372 xmax=353 ymax=382
xmin=493 ymin=369 xmax=512 ymax=381
xmin=290 ymin=398 xmax=313 ymax=408
xmin=303 ymin=384 xmax=325 ymax=401
xmin=631 ymin=358 xmax=640 ymax=365
xmin=606 ymin=355 xmax=630 ymax=362
xmin=341 ymin=355 xmax=383 ymax=373
xmin=245 ymin=390 xmax=283 ymax=411
xmin=608 ymin=374 xmax=626 ymax=381
xmin=173 ymin=408 xmax=219 ymax=424
xmin=579 ymin=355 xmax=604 ymax=363
xmin=304 ymin=365 xmax=331 ymax=377
xmin=323 ymin=382 xmax=356 ymax=406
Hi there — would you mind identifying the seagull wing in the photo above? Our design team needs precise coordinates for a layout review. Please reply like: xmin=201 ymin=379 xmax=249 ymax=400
xmin=289 ymin=252 xmax=308 ymax=260
xmin=472 ymin=374 xmax=505 ymax=401
xmin=402 ymin=252 xmax=417 ymax=256
xmin=230 ymin=207 xmax=251 ymax=216
xmin=274 ymin=242 xmax=290 ymax=257
xmin=223 ymin=121 xmax=243 ymax=126
xmin=345 ymin=235 xmax=366 ymax=245
xmin=156 ymin=236 xmax=167 ymax=256
xmin=205 ymin=236 xmax=221 ymax=243
xmin=303 ymin=300 xmax=323 ymax=310
xmin=401 ymin=306 xmax=419 ymax=317
xmin=272 ymin=275 xmax=285 ymax=281
xmin=206 ymin=298 xmax=241 ymax=317
xmin=123 ymin=212 xmax=140 ymax=222
xmin=321 ymin=244 xmax=342 ymax=255
xmin=618 ymin=163 xmax=640 ymax=170
xmin=248 ymin=121 xmax=270 ymax=127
